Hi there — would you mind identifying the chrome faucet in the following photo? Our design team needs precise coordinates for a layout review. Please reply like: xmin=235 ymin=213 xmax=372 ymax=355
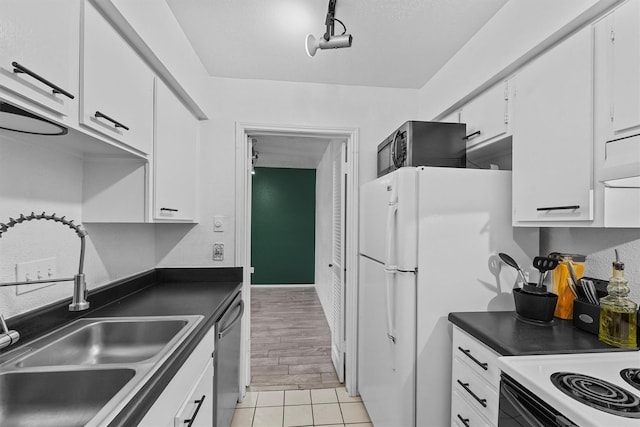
xmin=0 ymin=212 xmax=90 ymax=311
xmin=0 ymin=212 xmax=90 ymax=350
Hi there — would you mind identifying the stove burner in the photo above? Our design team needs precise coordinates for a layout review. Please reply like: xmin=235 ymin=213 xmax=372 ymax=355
xmin=551 ymin=372 xmax=640 ymax=418
xmin=621 ymin=369 xmax=640 ymax=391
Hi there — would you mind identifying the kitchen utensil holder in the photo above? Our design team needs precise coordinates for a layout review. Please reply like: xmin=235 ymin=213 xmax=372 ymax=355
xmin=572 ymin=299 xmax=600 ymax=335
xmin=513 ymin=285 xmax=558 ymax=323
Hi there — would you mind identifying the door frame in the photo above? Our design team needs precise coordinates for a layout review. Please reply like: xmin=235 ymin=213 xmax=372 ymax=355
xmin=235 ymin=122 xmax=360 ymax=396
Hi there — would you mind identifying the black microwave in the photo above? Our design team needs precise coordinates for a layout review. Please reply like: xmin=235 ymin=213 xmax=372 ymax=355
xmin=377 ymin=121 xmax=467 ymax=177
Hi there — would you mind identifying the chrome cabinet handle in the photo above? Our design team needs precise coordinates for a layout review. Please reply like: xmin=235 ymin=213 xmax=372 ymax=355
xmin=536 ymin=205 xmax=580 ymax=212
xmin=457 ymin=380 xmax=487 ymax=407
xmin=94 ymin=111 xmax=130 ymax=131
xmin=12 ymin=61 xmax=75 ymax=99
xmin=184 ymin=395 xmax=206 ymax=427
xmin=457 ymin=414 xmax=470 ymax=427
xmin=457 ymin=346 xmax=488 ymax=371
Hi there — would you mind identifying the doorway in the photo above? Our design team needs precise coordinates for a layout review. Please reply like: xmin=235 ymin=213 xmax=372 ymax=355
xmin=235 ymin=123 xmax=359 ymax=399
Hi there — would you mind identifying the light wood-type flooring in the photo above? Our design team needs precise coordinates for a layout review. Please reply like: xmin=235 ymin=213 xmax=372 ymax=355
xmin=249 ymin=286 xmax=341 ymax=391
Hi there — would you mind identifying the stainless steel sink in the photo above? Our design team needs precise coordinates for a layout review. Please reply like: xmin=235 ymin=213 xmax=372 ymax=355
xmin=0 ymin=368 xmax=135 ymax=427
xmin=16 ymin=318 xmax=189 ymax=367
xmin=0 ymin=315 xmax=203 ymax=426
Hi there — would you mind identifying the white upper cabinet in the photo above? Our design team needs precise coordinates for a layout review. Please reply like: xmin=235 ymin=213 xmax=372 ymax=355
xmin=611 ymin=0 xmax=640 ymax=137
xmin=80 ymin=1 xmax=154 ymax=155
xmin=0 ymin=0 xmax=79 ymax=116
xmin=153 ymin=79 xmax=198 ymax=222
xmin=512 ymin=26 xmax=594 ymax=224
xmin=460 ymin=80 xmax=511 ymax=152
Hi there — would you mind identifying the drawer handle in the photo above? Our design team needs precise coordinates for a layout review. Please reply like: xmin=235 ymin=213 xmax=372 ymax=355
xmin=536 ymin=205 xmax=580 ymax=212
xmin=160 ymin=208 xmax=179 ymax=212
xmin=12 ymin=61 xmax=75 ymax=99
xmin=457 ymin=380 xmax=487 ymax=408
xmin=457 ymin=414 xmax=471 ymax=427
xmin=184 ymin=395 xmax=206 ymax=427
xmin=462 ymin=130 xmax=481 ymax=140
xmin=94 ymin=111 xmax=130 ymax=131
xmin=457 ymin=346 xmax=488 ymax=371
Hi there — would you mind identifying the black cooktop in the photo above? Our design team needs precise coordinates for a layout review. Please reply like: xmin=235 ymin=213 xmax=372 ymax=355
xmin=551 ymin=372 xmax=640 ymax=418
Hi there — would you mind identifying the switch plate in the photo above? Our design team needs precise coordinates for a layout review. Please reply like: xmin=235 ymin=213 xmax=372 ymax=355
xmin=15 ymin=257 xmax=57 ymax=295
xmin=213 ymin=243 xmax=224 ymax=261
xmin=213 ymin=215 xmax=225 ymax=232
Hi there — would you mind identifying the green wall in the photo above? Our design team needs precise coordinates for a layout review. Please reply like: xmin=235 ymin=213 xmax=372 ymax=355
xmin=251 ymin=167 xmax=316 ymax=284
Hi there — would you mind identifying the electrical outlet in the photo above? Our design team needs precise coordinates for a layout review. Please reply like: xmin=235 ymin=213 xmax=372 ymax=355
xmin=213 ymin=243 xmax=224 ymax=261
xmin=15 ymin=257 xmax=57 ymax=295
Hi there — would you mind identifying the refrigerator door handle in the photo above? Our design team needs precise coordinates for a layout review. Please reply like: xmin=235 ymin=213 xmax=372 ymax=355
xmin=385 ymin=191 xmax=398 ymax=270
xmin=384 ymin=268 xmax=396 ymax=345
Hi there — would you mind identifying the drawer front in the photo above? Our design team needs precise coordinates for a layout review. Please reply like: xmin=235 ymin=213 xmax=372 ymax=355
xmin=452 ymin=358 xmax=499 ymax=426
xmin=451 ymin=391 xmax=492 ymax=427
xmin=453 ymin=328 xmax=501 ymax=388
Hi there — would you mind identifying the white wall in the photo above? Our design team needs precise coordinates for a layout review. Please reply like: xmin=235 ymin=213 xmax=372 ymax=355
xmin=541 ymin=229 xmax=640 ymax=302
xmin=0 ymin=135 xmax=155 ymax=318
xmin=155 ymin=76 xmax=418 ymax=267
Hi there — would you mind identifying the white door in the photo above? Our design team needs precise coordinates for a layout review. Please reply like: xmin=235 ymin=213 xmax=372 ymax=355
xmin=239 ymin=135 xmax=254 ymax=396
xmin=330 ymin=141 xmax=346 ymax=383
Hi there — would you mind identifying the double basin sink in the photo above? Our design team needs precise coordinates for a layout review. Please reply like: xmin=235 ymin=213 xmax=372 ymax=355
xmin=0 ymin=315 xmax=202 ymax=426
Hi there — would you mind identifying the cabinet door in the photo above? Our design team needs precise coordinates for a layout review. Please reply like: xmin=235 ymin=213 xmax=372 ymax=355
xmin=139 ymin=328 xmax=215 ymax=427
xmin=80 ymin=1 xmax=153 ymax=154
xmin=174 ymin=359 xmax=214 ymax=427
xmin=154 ymin=79 xmax=198 ymax=222
xmin=0 ymin=0 xmax=79 ymax=116
xmin=460 ymin=80 xmax=510 ymax=150
xmin=612 ymin=0 xmax=640 ymax=136
xmin=512 ymin=27 xmax=594 ymax=223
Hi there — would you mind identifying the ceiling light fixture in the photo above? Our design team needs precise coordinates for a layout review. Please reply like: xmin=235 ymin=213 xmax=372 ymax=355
xmin=305 ymin=0 xmax=353 ymax=57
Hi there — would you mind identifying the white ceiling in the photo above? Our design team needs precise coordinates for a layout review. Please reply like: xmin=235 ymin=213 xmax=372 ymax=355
xmin=252 ymin=135 xmax=334 ymax=169
xmin=166 ymin=0 xmax=508 ymax=89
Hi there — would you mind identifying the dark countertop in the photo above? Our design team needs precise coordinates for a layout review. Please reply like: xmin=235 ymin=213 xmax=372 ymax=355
xmin=3 ymin=267 xmax=243 ymax=427
xmin=448 ymin=311 xmax=638 ymax=356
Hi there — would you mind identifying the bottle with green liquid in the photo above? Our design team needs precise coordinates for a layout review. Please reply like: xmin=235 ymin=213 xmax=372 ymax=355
xmin=598 ymin=250 xmax=637 ymax=348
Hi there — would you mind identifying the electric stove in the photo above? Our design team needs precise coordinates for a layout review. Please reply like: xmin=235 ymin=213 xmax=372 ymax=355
xmin=499 ymin=351 xmax=640 ymax=426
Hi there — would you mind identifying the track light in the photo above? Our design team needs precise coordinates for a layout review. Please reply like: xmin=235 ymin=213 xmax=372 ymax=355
xmin=305 ymin=0 xmax=353 ymax=57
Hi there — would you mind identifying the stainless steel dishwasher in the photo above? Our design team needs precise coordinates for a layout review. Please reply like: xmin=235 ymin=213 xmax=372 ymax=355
xmin=214 ymin=291 xmax=244 ymax=427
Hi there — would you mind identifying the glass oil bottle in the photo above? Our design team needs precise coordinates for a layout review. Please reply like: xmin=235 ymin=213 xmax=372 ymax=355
xmin=598 ymin=250 xmax=637 ymax=348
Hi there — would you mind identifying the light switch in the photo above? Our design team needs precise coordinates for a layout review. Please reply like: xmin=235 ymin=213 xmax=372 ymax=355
xmin=214 ymin=215 xmax=225 ymax=232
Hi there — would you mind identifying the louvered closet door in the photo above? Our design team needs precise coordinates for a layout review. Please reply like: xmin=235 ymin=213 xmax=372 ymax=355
xmin=330 ymin=141 xmax=346 ymax=383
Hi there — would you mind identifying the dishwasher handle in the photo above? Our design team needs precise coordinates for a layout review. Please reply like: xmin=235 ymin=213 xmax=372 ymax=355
xmin=218 ymin=298 xmax=244 ymax=340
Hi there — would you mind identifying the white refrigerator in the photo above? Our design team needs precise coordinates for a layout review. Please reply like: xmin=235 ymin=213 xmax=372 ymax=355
xmin=358 ymin=166 xmax=538 ymax=427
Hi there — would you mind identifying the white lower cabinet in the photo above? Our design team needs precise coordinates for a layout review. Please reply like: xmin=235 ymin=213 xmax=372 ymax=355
xmin=139 ymin=327 xmax=215 ymax=427
xmin=451 ymin=327 xmax=501 ymax=427
xmin=174 ymin=359 xmax=214 ymax=427
xmin=452 ymin=391 xmax=492 ymax=427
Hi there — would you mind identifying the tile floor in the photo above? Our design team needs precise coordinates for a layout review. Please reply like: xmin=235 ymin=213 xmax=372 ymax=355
xmin=231 ymin=387 xmax=372 ymax=427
